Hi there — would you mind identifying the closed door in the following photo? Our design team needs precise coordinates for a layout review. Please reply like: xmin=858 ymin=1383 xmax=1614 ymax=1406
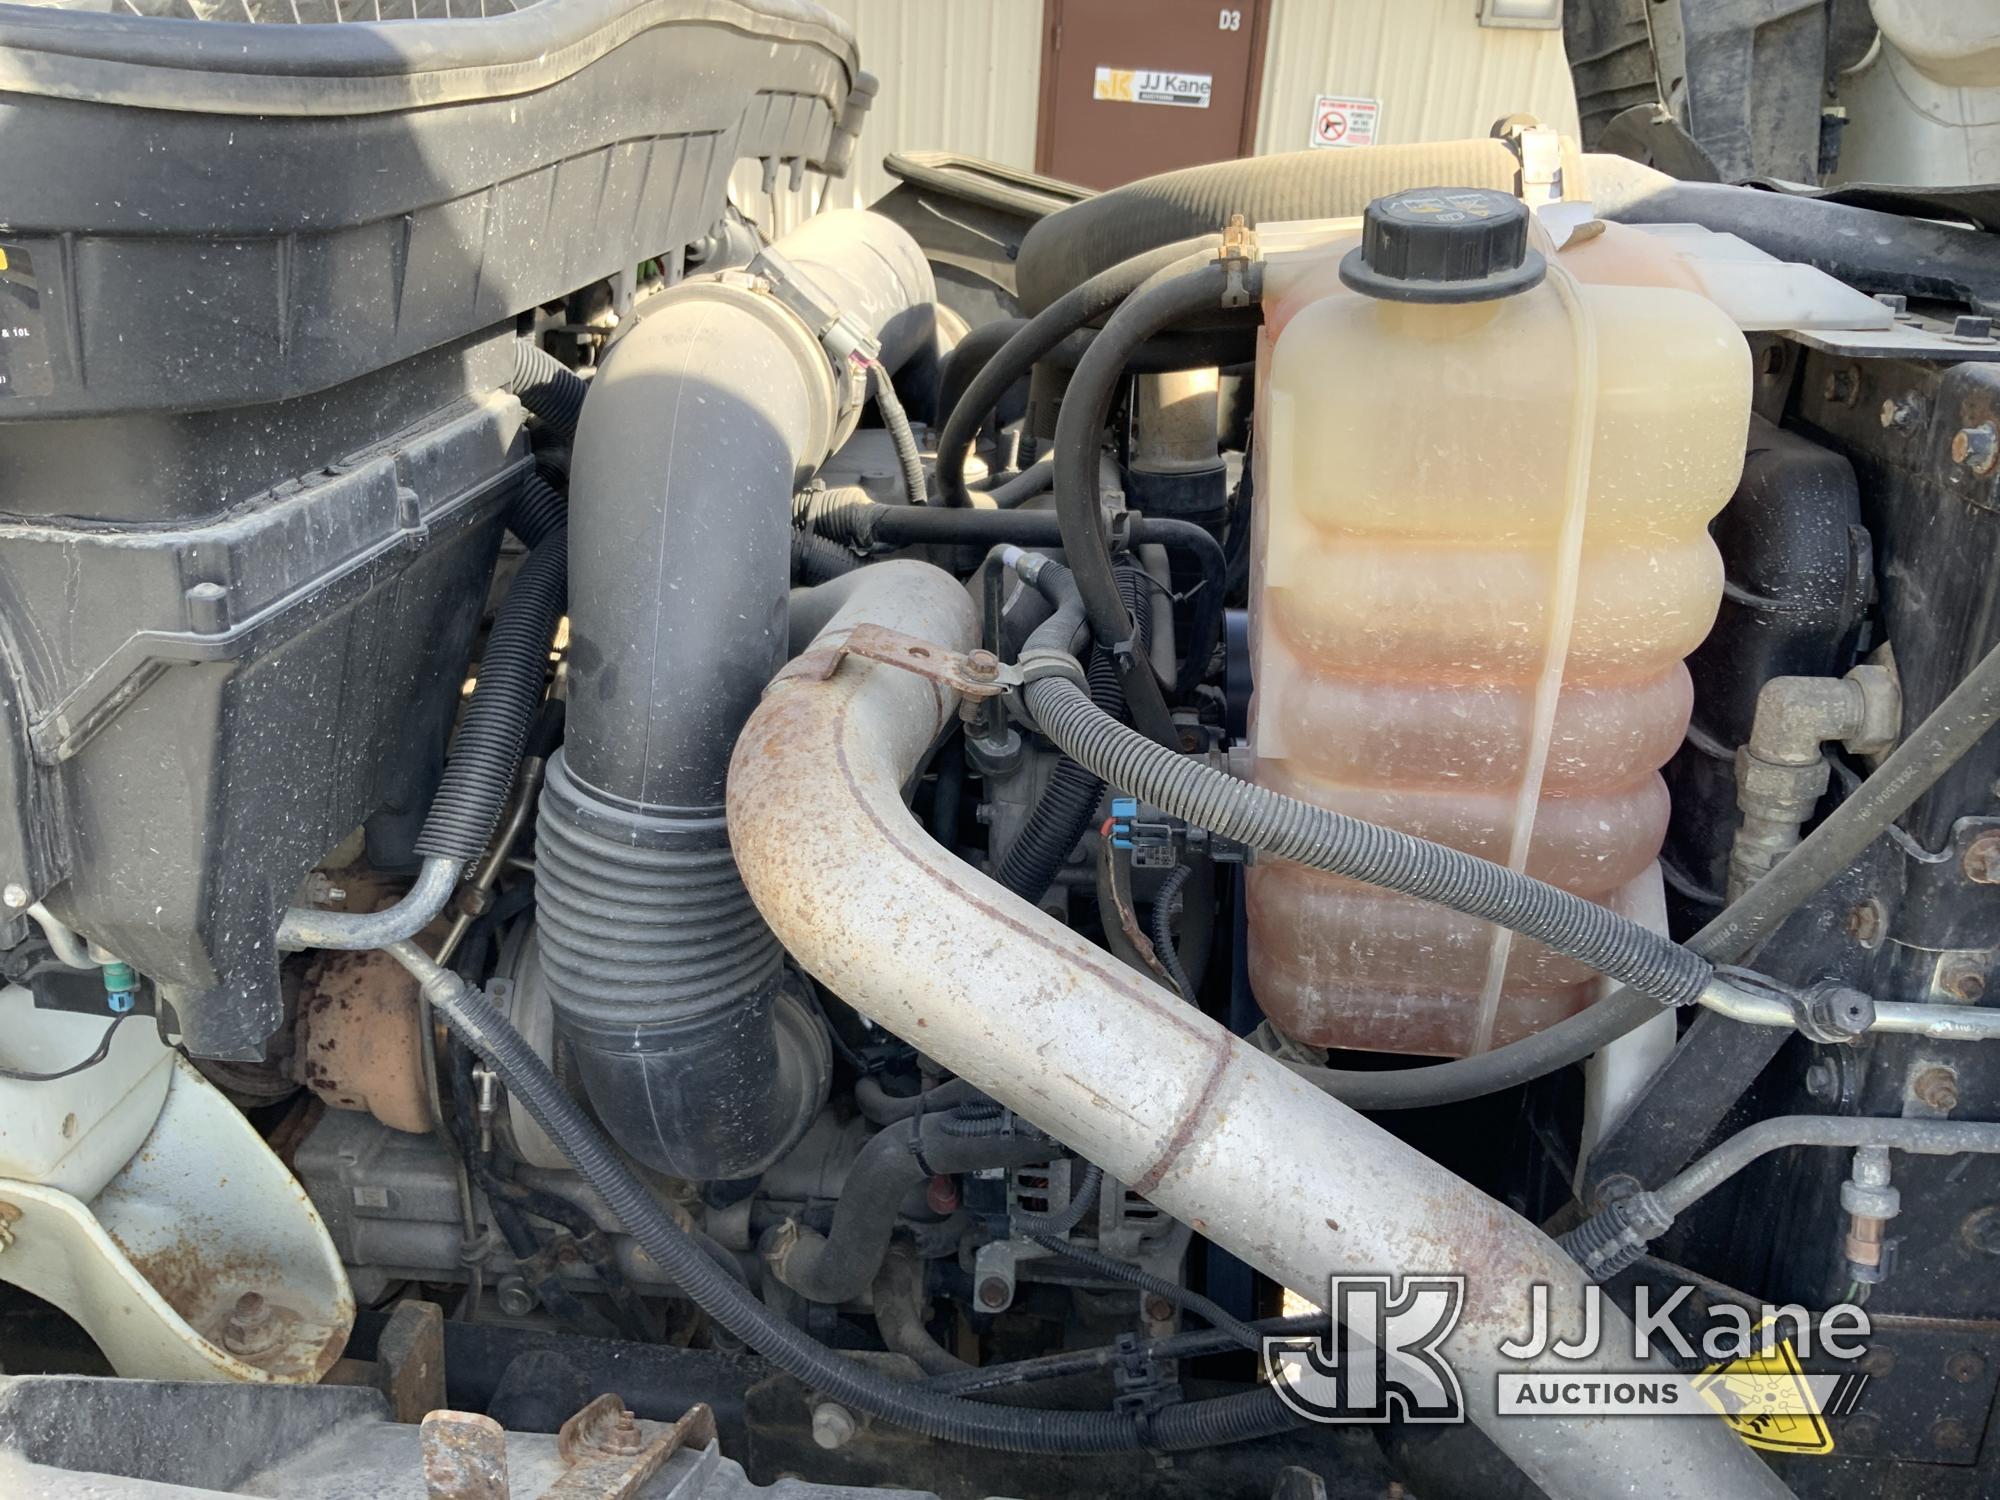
xmin=1037 ymin=0 xmax=1270 ymax=189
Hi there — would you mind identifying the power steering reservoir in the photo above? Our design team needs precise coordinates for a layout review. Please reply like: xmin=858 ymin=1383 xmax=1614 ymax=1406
xmin=1246 ymin=188 xmax=1751 ymax=1057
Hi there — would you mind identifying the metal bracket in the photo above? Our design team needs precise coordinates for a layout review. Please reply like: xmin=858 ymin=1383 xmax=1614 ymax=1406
xmin=1215 ymin=213 xmax=1260 ymax=310
xmin=746 ymin=244 xmax=881 ymax=392
xmin=1496 ymin=117 xmax=1565 ymax=205
xmin=421 ymin=1398 xmax=717 ymax=1500
xmin=817 ymin=623 xmax=1019 ymax=700
xmin=1110 ymin=1331 xmax=1184 ymax=1417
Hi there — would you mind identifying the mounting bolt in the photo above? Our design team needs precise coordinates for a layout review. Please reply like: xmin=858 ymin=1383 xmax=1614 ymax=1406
xmin=495 ymin=1275 xmax=538 ymax=1318
xmin=1879 ymin=396 xmax=1918 ymax=431
xmin=1965 ymin=1205 xmax=2000 ymax=1256
xmin=607 ymin=1408 xmax=642 ymax=1455
xmin=1913 ymin=1065 xmax=1961 ymax=1114
xmin=1951 ymin=314 xmax=1996 ymax=343
xmin=1962 ymin=830 xmax=2000 ymax=882
xmin=965 ymin=649 xmax=1000 ymax=682
xmin=223 ymin=1291 xmax=278 ymax=1357
xmin=977 ymin=1275 xmax=1011 ymax=1310
xmin=1948 ymin=1349 xmax=1986 ymax=1384
xmin=1804 ymin=1060 xmax=1839 ymax=1101
xmin=1823 ymin=366 xmax=1860 ymax=405
xmin=811 ymin=1402 xmax=857 ymax=1451
xmin=1953 ymin=423 xmax=2000 ymax=476
xmin=1944 ymin=962 xmax=1987 ymax=1002
xmin=1 ymin=884 xmax=26 ymax=910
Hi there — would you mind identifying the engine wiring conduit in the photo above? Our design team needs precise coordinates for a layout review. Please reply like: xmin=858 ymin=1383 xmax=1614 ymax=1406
xmin=277 ymin=528 xmax=570 ymax=952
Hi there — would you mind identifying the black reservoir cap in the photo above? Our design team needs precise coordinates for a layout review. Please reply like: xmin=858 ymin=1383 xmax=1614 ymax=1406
xmin=1338 ymin=187 xmax=1547 ymax=304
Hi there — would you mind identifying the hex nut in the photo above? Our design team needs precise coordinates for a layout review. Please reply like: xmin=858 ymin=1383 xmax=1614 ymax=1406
xmin=1964 ymin=832 xmax=2000 ymax=883
xmin=1734 ymin=749 xmax=1830 ymax=811
xmin=1912 ymin=1065 xmax=1961 ymax=1114
xmin=1953 ymin=423 xmax=2000 ymax=476
xmin=223 ymin=1291 xmax=280 ymax=1357
xmin=811 ymin=1402 xmax=857 ymax=1451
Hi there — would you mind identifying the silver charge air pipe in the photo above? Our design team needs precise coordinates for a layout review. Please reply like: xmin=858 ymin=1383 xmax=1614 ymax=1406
xmin=726 ymin=561 xmax=1790 ymax=1500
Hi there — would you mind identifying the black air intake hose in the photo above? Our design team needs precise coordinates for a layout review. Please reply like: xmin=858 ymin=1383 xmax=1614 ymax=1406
xmin=414 ymin=530 xmax=567 ymax=865
xmin=996 ymin=568 xmax=1150 ymax=902
xmin=1013 ymin=139 xmax=1540 ymax=314
xmin=537 ymin=211 xmax=933 ymax=1179
xmin=507 ymin=341 xmax=589 ymax=442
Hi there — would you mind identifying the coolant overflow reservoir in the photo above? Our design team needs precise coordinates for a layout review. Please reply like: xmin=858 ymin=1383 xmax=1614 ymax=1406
xmin=1246 ymin=188 xmax=1751 ymax=1057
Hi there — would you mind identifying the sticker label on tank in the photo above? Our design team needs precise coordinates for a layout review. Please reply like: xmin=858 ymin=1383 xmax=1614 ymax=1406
xmin=1094 ymin=67 xmax=1212 ymax=108
xmin=0 ymin=245 xmax=54 ymax=399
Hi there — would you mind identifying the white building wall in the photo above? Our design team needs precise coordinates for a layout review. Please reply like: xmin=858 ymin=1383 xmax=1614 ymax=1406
xmin=1252 ymin=0 xmax=1581 ymax=155
xmin=732 ymin=0 xmax=1044 ymax=236
xmin=735 ymin=0 xmax=1580 ymax=232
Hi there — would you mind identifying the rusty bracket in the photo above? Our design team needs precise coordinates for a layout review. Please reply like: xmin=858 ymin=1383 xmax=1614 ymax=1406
xmin=422 ymin=1411 xmax=510 ymax=1500
xmin=421 ymin=1399 xmax=718 ymax=1500
xmin=374 ymin=1298 xmax=446 ymax=1425
xmin=816 ymin=623 xmax=1019 ymax=700
xmin=1216 ymin=212 xmax=1260 ymax=309
xmin=543 ymin=1399 xmax=716 ymax=1500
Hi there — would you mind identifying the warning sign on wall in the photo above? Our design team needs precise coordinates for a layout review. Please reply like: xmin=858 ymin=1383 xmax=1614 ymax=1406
xmin=1309 ymin=94 xmax=1381 ymax=149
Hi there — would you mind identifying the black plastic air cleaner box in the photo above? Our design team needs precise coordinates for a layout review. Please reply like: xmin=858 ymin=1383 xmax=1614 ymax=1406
xmin=0 ymin=0 xmax=868 ymax=1056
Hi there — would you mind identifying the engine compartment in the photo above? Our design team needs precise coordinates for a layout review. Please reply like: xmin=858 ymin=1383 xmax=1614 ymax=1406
xmin=5 ymin=6 xmax=2000 ymax=1499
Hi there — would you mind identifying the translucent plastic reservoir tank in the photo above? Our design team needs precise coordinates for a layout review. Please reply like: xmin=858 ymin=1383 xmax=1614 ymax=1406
xmin=1246 ymin=190 xmax=1752 ymax=1057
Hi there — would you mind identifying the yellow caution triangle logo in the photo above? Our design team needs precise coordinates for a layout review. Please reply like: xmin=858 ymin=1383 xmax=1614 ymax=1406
xmin=1692 ymin=1335 xmax=1834 ymax=1454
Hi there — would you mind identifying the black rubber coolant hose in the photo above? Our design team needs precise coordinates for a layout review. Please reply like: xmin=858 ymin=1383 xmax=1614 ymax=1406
xmin=997 ymin=569 xmax=1150 ymax=902
xmin=414 ymin=530 xmax=567 ymax=864
xmin=935 ymin=236 xmax=1219 ymax=508
xmin=507 ymin=341 xmax=588 ymax=442
xmin=767 ymin=1114 xmax=1053 ymax=1306
xmin=1054 ymin=259 xmax=1259 ymax=745
xmin=805 ymin=499 xmax=1223 ymax=698
xmin=397 ymin=948 xmax=1299 ymax=1454
xmin=1023 ymin=673 xmax=1715 ymax=1011
xmin=1013 ymin=140 xmax=1530 ymax=314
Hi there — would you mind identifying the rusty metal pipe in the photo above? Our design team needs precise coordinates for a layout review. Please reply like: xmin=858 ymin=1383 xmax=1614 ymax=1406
xmin=726 ymin=561 xmax=1790 ymax=1500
